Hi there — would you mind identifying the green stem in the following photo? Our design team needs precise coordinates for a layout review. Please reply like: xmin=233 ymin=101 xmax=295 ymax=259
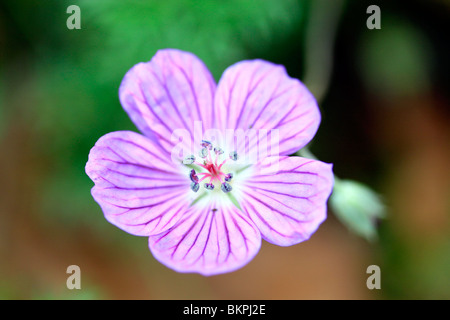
xmin=303 ymin=0 xmax=345 ymax=104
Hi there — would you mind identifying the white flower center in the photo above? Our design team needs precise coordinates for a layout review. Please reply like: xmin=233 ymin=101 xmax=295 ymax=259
xmin=183 ymin=140 xmax=238 ymax=193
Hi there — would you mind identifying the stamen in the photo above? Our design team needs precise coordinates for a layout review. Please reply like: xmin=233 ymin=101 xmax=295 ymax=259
xmin=218 ymin=158 xmax=228 ymax=170
xmin=224 ymin=173 xmax=233 ymax=182
xmin=201 ymin=140 xmax=213 ymax=150
xmin=204 ymin=183 xmax=214 ymax=190
xmin=207 ymin=146 xmax=213 ymax=163
xmin=198 ymin=174 xmax=210 ymax=183
xmin=183 ymin=155 xmax=195 ymax=165
xmin=199 ymin=147 xmax=208 ymax=158
xmin=193 ymin=161 xmax=208 ymax=170
xmin=190 ymin=182 xmax=200 ymax=192
xmin=221 ymin=182 xmax=232 ymax=193
xmin=214 ymin=147 xmax=224 ymax=155
xmin=229 ymin=151 xmax=238 ymax=161
xmin=189 ymin=169 xmax=199 ymax=183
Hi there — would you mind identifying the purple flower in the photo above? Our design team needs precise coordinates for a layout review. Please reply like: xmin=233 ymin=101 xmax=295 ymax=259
xmin=86 ymin=49 xmax=334 ymax=276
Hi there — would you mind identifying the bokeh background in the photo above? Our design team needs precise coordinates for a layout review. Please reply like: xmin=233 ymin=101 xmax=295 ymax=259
xmin=1 ymin=0 xmax=449 ymax=299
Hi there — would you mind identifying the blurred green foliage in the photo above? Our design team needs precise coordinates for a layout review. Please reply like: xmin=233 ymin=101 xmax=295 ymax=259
xmin=358 ymin=15 xmax=432 ymax=98
xmin=79 ymin=0 xmax=304 ymax=81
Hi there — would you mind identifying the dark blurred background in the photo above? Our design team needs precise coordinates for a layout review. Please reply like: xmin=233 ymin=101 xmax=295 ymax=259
xmin=0 ymin=0 xmax=449 ymax=299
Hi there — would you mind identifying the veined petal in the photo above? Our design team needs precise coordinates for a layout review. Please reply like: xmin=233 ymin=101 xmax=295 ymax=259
xmin=86 ymin=131 xmax=194 ymax=236
xmin=214 ymin=60 xmax=320 ymax=156
xmin=119 ymin=49 xmax=216 ymax=152
xmin=149 ymin=197 xmax=261 ymax=276
xmin=237 ymin=156 xmax=333 ymax=246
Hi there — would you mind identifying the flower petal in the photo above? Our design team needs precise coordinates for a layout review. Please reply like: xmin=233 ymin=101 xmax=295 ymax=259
xmin=119 ymin=49 xmax=216 ymax=152
xmin=149 ymin=198 xmax=261 ymax=276
xmin=237 ymin=156 xmax=333 ymax=246
xmin=86 ymin=131 xmax=194 ymax=236
xmin=214 ymin=60 xmax=321 ymax=156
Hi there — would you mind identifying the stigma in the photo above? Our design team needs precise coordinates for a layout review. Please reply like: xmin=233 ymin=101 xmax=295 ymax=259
xmin=184 ymin=141 xmax=238 ymax=193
